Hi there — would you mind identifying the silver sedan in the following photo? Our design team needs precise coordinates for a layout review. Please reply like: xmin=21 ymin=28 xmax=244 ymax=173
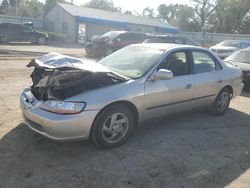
xmin=20 ymin=44 xmax=244 ymax=148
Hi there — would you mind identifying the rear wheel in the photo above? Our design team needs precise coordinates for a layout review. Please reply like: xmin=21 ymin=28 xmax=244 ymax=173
xmin=91 ymin=104 xmax=135 ymax=149
xmin=209 ymin=88 xmax=231 ymax=115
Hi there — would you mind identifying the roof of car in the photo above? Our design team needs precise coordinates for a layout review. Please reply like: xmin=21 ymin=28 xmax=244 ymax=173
xmin=132 ymin=43 xmax=202 ymax=51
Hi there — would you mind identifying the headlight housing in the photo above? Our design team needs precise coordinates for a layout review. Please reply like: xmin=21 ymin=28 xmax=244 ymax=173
xmin=40 ymin=101 xmax=86 ymax=114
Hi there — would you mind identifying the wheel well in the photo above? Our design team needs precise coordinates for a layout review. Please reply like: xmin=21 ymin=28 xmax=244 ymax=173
xmin=224 ymin=85 xmax=233 ymax=97
xmin=97 ymin=101 xmax=139 ymax=125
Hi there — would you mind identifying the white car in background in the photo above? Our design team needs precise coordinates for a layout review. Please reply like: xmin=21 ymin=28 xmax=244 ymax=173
xmin=210 ymin=40 xmax=250 ymax=59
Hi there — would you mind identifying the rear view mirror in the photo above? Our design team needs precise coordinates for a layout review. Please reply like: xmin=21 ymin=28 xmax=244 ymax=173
xmin=154 ymin=69 xmax=173 ymax=80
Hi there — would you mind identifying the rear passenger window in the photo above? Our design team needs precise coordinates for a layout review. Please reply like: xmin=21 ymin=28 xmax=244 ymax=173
xmin=192 ymin=51 xmax=217 ymax=74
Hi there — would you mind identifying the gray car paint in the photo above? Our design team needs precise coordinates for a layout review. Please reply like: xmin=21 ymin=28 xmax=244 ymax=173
xmin=20 ymin=43 xmax=244 ymax=141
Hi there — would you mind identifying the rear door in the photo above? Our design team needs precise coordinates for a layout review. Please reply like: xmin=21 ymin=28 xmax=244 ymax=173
xmin=144 ymin=50 xmax=195 ymax=120
xmin=191 ymin=50 xmax=223 ymax=107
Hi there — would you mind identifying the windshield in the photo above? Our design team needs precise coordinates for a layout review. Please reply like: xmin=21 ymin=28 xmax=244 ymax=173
xmin=98 ymin=46 xmax=164 ymax=79
xmin=227 ymin=51 xmax=250 ymax=63
xmin=219 ymin=40 xmax=239 ymax=47
xmin=102 ymin=31 xmax=123 ymax=40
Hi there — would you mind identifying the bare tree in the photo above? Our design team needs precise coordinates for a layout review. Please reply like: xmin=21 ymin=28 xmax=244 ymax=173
xmin=142 ymin=7 xmax=154 ymax=18
xmin=191 ymin=0 xmax=217 ymax=28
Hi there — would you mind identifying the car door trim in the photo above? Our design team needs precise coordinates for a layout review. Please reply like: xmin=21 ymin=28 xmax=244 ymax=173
xmin=146 ymin=94 xmax=215 ymax=110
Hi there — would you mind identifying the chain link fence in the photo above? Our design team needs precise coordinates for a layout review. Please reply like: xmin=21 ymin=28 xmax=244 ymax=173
xmin=178 ymin=31 xmax=250 ymax=47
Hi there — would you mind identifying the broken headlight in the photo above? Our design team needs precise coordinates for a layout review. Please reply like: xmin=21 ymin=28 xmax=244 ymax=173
xmin=40 ymin=101 xmax=86 ymax=114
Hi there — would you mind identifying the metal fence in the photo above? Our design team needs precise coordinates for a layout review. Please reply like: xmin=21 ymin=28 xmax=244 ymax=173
xmin=0 ymin=14 xmax=44 ymax=29
xmin=178 ymin=31 xmax=250 ymax=47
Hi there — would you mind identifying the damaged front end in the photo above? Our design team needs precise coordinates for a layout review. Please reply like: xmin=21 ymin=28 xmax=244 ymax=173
xmin=27 ymin=53 xmax=128 ymax=101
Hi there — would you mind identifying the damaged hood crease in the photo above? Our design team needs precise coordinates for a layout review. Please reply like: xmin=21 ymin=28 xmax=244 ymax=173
xmin=28 ymin=53 xmax=128 ymax=101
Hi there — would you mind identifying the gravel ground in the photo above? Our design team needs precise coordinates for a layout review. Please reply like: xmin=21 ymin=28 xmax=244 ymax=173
xmin=0 ymin=45 xmax=250 ymax=188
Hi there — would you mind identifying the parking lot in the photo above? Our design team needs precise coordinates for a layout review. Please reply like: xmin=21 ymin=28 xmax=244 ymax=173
xmin=0 ymin=44 xmax=250 ymax=188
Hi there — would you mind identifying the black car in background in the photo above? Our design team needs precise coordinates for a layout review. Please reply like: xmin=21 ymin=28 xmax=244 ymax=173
xmin=0 ymin=22 xmax=49 ymax=45
xmin=85 ymin=31 xmax=147 ymax=58
xmin=143 ymin=35 xmax=200 ymax=46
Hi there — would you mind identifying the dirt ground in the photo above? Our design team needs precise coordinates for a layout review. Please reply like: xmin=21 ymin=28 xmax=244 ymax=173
xmin=0 ymin=45 xmax=250 ymax=188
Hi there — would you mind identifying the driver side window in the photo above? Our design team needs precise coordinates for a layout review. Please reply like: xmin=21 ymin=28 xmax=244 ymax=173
xmin=158 ymin=51 xmax=189 ymax=77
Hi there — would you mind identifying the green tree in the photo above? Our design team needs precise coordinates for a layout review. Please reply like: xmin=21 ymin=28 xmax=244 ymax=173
xmin=84 ymin=0 xmax=115 ymax=11
xmin=158 ymin=4 xmax=200 ymax=31
xmin=208 ymin=0 xmax=250 ymax=33
xmin=191 ymin=0 xmax=217 ymax=28
xmin=142 ymin=7 xmax=154 ymax=18
xmin=0 ymin=0 xmax=19 ymax=15
xmin=124 ymin=10 xmax=133 ymax=15
xmin=0 ymin=0 xmax=43 ymax=18
xmin=19 ymin=0 xmax=44 ymax=18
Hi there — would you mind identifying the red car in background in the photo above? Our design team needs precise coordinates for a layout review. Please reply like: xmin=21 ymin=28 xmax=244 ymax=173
xmin=85 ymin=31 xmax=147 ymax=58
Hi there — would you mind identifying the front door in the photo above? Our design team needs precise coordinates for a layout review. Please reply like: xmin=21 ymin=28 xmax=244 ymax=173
xmin=144 ymin=51 xmax=195 ymax=120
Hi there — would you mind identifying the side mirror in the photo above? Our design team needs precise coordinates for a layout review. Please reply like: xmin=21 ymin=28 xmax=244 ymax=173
xmin=151 ymin=69 xmax=173 ymax=81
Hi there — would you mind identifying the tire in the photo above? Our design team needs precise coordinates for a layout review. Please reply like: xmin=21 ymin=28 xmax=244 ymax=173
xmin=209 ymin=87 xmax=231 ymax=115
xmin=91 ymin=104 xmax=135 ymax=149
xmin=1 ymin=36 xmax=10 ymax=44
xmin=37 ymin=37 xmax=46 ymax=45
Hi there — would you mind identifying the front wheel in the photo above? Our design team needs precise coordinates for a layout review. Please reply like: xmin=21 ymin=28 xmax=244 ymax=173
xmin=91 ymin=104 xmax=135 ymax=149
xmin=209 ymin=88 xmax=231 ymax=115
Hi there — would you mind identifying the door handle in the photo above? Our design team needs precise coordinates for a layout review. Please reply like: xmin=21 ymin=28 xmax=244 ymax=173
xmin=218 ymin=80 xmax=222 ymax=83
xmin=186 ymin=84 xmax=192 ymax=89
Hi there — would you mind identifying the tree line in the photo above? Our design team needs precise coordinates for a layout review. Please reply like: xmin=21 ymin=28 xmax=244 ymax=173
xmin=0 ymin=0 xmax=249 ymax=34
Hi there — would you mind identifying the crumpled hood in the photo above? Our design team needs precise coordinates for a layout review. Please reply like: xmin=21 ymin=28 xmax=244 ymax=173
xmin=28 ymin=53 xmax=128 ymax=101
xmin=27 ymin=52 xmax=111 ymax=72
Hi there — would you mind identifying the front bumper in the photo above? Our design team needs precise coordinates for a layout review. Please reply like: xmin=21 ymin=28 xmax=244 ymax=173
xmin=20 ymin=89 xmax=99 ymax=141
